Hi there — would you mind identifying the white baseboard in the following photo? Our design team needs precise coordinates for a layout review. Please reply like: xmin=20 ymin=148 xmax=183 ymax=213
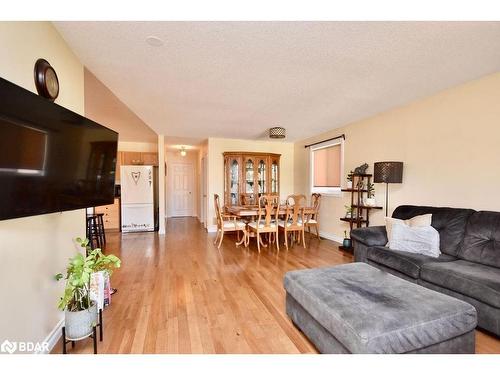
xmin=37 ymin=318 xmax=64 ymax=354
xmin=206 ymin=224 xmax=217 ymax=233
xmin=318 ymin=231 xmax=343 ymax=245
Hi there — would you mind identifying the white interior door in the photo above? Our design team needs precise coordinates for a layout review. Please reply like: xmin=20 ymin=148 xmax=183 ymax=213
xmin=170 ymin=162 xmax=194 ymax=217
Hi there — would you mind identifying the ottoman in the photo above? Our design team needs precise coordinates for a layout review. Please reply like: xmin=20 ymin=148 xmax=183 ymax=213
xmin=284 ymin=262 xmax=477 ymax=354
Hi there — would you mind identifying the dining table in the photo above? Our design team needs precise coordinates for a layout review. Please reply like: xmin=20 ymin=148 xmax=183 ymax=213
xmin=226 ymin=205 xmax=316 ymax=247
xmin=227 ymin=205 xmax=315 ymax=217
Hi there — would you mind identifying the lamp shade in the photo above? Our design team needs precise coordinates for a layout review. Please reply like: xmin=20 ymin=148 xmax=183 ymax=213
xmin=374 ymin=162 xmax=403 ymax=183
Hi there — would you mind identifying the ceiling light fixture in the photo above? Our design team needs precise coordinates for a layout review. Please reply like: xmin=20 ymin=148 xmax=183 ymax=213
xmin=180 ymin=146 xmax=187 ymax=157
xmin=146 ymin=36 xmax=164 ymax=47
xmin=269 ymin=127 xmax=286 ymax=139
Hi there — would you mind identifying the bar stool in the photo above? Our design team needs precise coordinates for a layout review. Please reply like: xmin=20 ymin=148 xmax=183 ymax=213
xmin=86 ymin=214 xmax=106 ymax=250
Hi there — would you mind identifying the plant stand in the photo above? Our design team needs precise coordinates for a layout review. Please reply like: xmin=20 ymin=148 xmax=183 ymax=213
xmin=62 ymin=309 xmax=103 ymax=354
xmin=340 ymin=173 xmax=383 ymax=251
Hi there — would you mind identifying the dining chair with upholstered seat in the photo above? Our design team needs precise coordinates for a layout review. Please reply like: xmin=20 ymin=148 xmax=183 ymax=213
xmin=303 ymin=193 xmax=321 ymax=239
xmin=247 ymin=194 xmax=280 ymax=253
xmin=278 ymin=194 xmax=307 ymax=249
xmin=213 ymin=194 xmax=247 ymax=248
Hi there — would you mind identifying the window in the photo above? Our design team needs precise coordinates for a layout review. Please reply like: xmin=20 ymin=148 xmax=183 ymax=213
xmin=310 ymin=138 xmax=344 ymax=196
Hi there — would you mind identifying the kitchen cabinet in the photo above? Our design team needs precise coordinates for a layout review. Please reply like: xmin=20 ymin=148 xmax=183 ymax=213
xmin=120 ymin=151 xmax=158 ymax=166
xmin=95 ymin=198 xmax=121 ymax=231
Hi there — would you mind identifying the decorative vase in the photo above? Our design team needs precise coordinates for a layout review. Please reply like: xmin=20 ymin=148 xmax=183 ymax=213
xmin=343 ymin=238 xmax=352 ymax=248
xmin=365 ymin=197 xmax=376 ymax=207
xmin=346 ymin=181 xmax=353 ymax=189
xmin=64 ymin=302 xmax=98 ymax=340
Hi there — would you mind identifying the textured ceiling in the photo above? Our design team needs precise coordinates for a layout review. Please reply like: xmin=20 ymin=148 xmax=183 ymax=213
xmin=55 ymin=22 xmax=500 ymax=141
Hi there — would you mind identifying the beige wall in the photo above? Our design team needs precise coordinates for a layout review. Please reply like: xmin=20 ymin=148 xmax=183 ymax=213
xmin=294 ymin=72 xmax=500 ymax=241
xmin=207 ymin=137 xmax=294 ymax=230
xmin=84 ymin=68 xmax=157 ymax=143
xmin=165 ymin=149 xmax=199 ymax=218
xmin=0 ymin=22 xmax=85 ymax=350
xmin=118 ymin=141 xmax=158 ymax=153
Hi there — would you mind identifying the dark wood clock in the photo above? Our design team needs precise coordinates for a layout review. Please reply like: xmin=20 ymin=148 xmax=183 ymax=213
xmin=34 ymin=58 xmax=59 ymax=101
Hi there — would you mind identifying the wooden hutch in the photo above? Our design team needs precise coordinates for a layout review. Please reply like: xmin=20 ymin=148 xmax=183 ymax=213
xmin=223 ymin=152 xmax=281 ymax=207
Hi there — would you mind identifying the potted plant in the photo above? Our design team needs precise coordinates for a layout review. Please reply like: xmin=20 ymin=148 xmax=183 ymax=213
xmin=343 ymin=230 xmax=352 ymax=249
xmin=365 ymin=182 xmax=376 ymax=206
xmin=345 ymin=205 xmax=354 ymax=218
xmin=346 ymin=171 xmax=354 ymax=189
xmin=55 ymin=238 xmax=121 ymax=340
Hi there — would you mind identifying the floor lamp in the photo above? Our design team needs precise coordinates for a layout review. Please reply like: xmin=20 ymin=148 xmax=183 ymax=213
xmin=373 ymin=162 xmax=403 ymax=217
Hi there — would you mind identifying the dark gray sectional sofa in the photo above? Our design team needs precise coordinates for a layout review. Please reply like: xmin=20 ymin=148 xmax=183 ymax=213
xmin=352 ymin=205 xmax=500 ymax=337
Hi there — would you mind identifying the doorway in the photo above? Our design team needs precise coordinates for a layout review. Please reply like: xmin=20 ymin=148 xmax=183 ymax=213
xmin=168 ymin=162 xmax=194 ymax=217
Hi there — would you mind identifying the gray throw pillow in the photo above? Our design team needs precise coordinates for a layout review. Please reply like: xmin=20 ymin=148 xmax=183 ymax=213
xmin=389 ymin=222 xmax=441 ymax=258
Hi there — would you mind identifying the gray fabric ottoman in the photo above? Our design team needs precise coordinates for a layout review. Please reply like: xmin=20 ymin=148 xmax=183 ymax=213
xmin=284 ymin=263 xmax=477 ymax=354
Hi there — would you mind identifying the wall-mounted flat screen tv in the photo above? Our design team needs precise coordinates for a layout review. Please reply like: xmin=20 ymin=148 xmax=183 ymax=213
xmin=0 ymin=77 xmax=118 ymax=221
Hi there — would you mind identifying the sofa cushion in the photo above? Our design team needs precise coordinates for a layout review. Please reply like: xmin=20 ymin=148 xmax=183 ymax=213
xmin=367 ymin=246 xmax=456 ymax=279
xmin=351 ymin=225 xmax=387 ymax=247
xmin=392 ymin=205 xmax=475 ymax=256
xmin=389 ymin=223 xmax=441 ymax=258
xmin=421 ymin=260 xmax=500 ymax=308
xmin=459 ymin=211 xmax=500 ymax=268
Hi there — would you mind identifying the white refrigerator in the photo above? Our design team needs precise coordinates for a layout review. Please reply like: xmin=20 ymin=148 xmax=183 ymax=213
xmin=120 ymin=165 xmax=158 ymax=232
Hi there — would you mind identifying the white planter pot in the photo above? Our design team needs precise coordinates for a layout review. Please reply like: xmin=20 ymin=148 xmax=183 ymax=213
xmin=346 ymin=181 xmax=353 ymax=189
xmin=365 ymin=198 xmax=376 ymax=207
xmin=65 ymin=302 xmax=98 ymax=340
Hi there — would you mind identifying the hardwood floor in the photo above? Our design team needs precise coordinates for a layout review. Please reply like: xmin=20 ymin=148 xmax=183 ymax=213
xmin=52 ymin=217 xmax=500 ymax=354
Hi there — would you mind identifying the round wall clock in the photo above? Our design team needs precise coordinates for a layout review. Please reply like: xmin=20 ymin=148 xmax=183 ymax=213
xmin=34 ymin=58 xmax=59 ymax=101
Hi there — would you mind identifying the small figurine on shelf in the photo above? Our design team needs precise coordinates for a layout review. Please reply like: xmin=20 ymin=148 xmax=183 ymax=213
xmin=365 ymin=182 xmax=376 ymax=206
xmin=342 ymin=230 xmax=352 ymax=249
xmin=346 ymin=171 xmax=354 ymax=189
xmin=353 ymin=163 xmax=369 ymax=175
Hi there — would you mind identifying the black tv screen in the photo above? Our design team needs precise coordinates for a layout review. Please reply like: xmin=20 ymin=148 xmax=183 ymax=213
xmin=0 ymin=77 xmax=118 ymax=221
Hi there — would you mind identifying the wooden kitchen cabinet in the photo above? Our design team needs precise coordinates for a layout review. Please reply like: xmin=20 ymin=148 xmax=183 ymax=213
xmin=120 ymin=151 xmax=159 ymax=166
xmin=95 ymin=198 xmax=121 ymax=231
xmin=141 ymin=152 xmax=159 ymax=166
xmin=121 ymin=151 xmax=143 ymax=166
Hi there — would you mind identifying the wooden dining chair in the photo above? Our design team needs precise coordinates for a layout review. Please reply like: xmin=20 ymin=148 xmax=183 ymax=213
xmin=303 ymin=193 xmax=321 ymax=239
xmin=213 ymin=194 xmax=247 ymax=248
xmin=247 ymin=194 xmax=280 ymax=253
xmin=278 ymin=194 xmax=307 ymax=249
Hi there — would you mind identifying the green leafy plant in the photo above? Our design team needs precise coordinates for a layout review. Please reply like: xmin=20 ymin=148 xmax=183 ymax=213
xmin=344 ymin=205 xmax=353 ymax=217
xmin=55 ymin=238 xmax=121 ymax=312
xmin=367 ymin=182 xmax=375 ymax=198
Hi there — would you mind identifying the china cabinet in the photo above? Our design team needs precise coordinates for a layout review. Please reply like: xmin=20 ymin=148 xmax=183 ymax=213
xmin=223 ymin=152 xmax=281 ymax=207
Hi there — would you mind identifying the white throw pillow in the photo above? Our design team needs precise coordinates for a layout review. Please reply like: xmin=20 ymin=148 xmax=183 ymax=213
xmin=385 ymin=214 xmax=432 ymax=247
xmin=389 ymin=222 xmax=441 ymax=258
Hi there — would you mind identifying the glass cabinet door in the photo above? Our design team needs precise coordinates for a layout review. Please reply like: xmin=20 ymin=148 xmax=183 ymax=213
xmin=230 ymin=159 xmax=239 ymax=205
xmin=271 ymin=161 xmax=279 ymax=194
xmin=257 ymin=159 xmax=266 ymax=194
xmin=245 ymin=158 xmax=254 ymax=194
